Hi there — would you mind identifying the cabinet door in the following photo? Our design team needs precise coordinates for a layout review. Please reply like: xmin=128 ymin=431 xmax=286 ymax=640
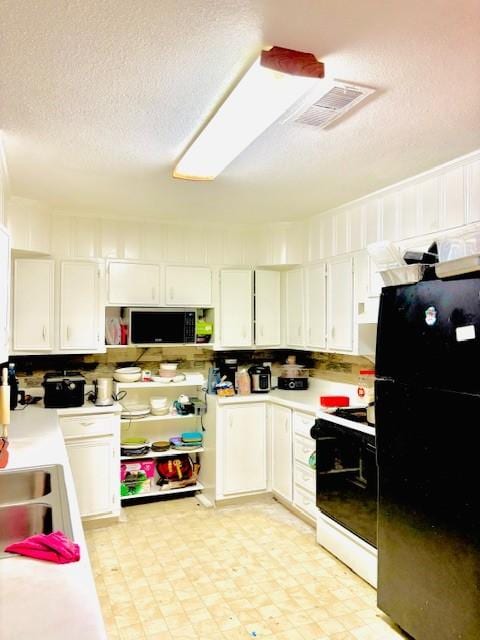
xmin=223 ymin=404 xmax=267 ymax=495
xmin=13 ymin=259 xmax=54 ymax=351
xmin=219 ymin=270 xmax=252 ymax=347
xmin=305 ymin=263 xmax=326 ymax=349
xmin=165 ymin=266 xmax=212 ymax=306
xmin=286 ymin=268 xmax=304 ymax=347
xmin=108 ymin=261 xmax=160 ymax=305
xmin=66 ymin=436 xmax=115 ymax=517
xmin=0 ymin=226 xmax=9 ymax=363
xmin=271 ymin=404 xmax=292 ymax=502
xmin=327 ymin=256 xmax=354 ymax=351
xmin=255 ymin=270 xmax=281 ymax=346
xmin=60 ymin=261 xmax=100 ymax=350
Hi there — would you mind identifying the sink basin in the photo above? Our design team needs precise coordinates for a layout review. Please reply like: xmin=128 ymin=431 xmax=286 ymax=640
xmin=0 ymin=469 xmax=51 ymax=506
xmin=0 ymin=464 xmax=73 ymax=558
xmin=0 ymin=503 xmax=53 ymax=551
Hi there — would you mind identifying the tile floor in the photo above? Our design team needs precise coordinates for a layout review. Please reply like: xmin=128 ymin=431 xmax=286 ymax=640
xmin=85 ymin=496 xmax=408 ymax=640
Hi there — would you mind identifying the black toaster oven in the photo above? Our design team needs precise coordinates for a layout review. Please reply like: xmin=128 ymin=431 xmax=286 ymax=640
xmin=43 ymin=371 xmax=86 ymax=408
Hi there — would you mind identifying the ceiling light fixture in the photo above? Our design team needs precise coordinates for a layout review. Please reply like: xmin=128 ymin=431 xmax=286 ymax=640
xmin=173 ymin=47 xmax=325 ymax=181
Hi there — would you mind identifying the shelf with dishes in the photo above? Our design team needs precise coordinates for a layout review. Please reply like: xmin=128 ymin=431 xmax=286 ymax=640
xmin=120 ymin=413 xmax=197 ymax=423
xmin=121 ymin=447 xmax=204 ymax=461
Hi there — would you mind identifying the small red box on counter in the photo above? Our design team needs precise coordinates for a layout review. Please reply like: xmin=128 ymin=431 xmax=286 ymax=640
xmin=319 ymin=395 xmax=350 ymax=408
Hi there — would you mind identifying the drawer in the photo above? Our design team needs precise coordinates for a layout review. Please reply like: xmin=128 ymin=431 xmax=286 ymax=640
xmin=294 ymin=434 xmax=316 ymax=466
xmin=59 ymin=413 xmax=118 ymax=439
xmin=293 ymin=411 xmax=316 ymax=438
xmin=294 ymin=484 xmax=317 ymax=519
xmin=294 ymin=461 xmax=315 ymax=494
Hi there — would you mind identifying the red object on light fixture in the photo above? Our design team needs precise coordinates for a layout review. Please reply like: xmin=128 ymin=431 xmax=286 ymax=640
xmin=260 ymin=46 xmax=325 ymax=78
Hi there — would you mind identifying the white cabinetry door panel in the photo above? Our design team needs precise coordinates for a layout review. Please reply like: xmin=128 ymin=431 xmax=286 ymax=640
xmin=108 ymin=261 xmax=160 ymax=305
xmin=220 ymin=270 xmax=252 ymax=347
xmin=286 ymin=268 xmax=304 ymax=347
xmin=60 ymin=261 xmax=100 ymax=350
xmin=271 ymin=404 xmax=292 ymax=502
xmin=65 ymin=436 xmax=115 ymax=518
xmin=255 ymin=270 xmax=281 ymax=346
xmin=165 ymin=266 xmax=212 ymax=307
xmin=0 ymin=226 xmax=9 ymax=363
xmin=305 ymin=263 xmax=326 ymax=349
xmin=13 ymin=259 xmax=54 ymax=351
xmin=223 ymin=404 xmax=267 ymax=495
xmin=327 ymin=256 xmax=353 ymax=352
xmin=467 ymin=160 xmax=480 ymax=223
xmin=442 ymin=165 xmax=466 ymax=229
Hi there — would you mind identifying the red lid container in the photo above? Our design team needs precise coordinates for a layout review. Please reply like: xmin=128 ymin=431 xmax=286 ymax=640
xmin=319 ymin=395 xmax=350 ymax=407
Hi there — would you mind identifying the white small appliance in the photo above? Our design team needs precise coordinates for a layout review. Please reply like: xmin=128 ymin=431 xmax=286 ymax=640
xmin=94 ymin=378 xmax=113 ymax=406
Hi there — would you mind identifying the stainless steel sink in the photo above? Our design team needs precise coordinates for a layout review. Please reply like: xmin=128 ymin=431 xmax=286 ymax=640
xmin=0 ymin=468 xmax=51 ymax=506
xmin=0 ymin=465 xmax=73 ymax=558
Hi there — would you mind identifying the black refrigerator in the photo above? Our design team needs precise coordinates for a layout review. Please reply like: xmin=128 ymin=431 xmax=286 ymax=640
xmin=375 ymin=270 xmax=480 ymax=640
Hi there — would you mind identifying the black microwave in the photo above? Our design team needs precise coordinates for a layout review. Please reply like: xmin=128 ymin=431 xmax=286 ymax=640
xmin=129 ymin=308 xmax=197 ymax=345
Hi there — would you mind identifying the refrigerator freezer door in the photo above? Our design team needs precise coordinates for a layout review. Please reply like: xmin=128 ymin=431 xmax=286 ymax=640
xmin=376 ymin=379 xmax=480 ymax=640
xmin=375 ymin=275 xmax=480 ymax=393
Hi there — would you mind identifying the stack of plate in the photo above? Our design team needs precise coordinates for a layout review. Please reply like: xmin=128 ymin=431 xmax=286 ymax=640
xmin=169 ymin=436 xmax=201 ymax=451
xmin=121 ymin=437 xmax=150 ymax=456
xmin=121 ymin=402 xmax=150 ymax=419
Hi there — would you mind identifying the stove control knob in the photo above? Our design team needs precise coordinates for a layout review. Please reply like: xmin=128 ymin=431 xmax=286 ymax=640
xmin=68 ymin=382 xmax=76 ymax=391
xmin=288 ymin=380 xmax=296 ymax=390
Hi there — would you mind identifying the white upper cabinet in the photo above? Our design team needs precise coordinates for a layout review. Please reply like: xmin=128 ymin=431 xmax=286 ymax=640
xmin=13 ymin=259 xmax=54 ymax=351
xmin=327 ymin=256 xmax=354 ymax=352
xmin=271 ymin=404 xmax=293 ymax=502
xmin=60 ymin=261 xmax=101 ymax=350
xmin=107 ymin=261 xmax=160 ymax=305
xmin=305 ymin=263 xmax=326 ymax=349
xmin=0 ymin=226 xmax=9 ymax=362
xmin=165 ymin=266 xmax=212 ymax=307
xmin=255 ymin=270 xmax=281 ymax=346
xmin=219 ymin=269 xmax=252 ymax=347
xmin=285 ymin=268 xmax=305 ymax=347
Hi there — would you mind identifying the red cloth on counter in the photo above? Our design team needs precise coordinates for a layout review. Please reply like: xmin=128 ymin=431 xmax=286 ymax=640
xmin=4 ymin=530 xmax=80 ymax=564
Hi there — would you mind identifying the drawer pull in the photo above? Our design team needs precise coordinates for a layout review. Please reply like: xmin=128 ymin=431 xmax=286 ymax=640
xmin=80 ymin=421 xmax=95 ymax=427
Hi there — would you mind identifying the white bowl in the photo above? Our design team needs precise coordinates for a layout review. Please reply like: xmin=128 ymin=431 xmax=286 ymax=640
xmin=114 ymin=366 xmax=142 ymax=382
xmin=159 ymin=362 xmax=178 ymax=371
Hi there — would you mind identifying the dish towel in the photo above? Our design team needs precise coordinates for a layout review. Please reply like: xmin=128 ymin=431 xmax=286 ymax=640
xmin=4 ymin=530 xmax=80 ymax=564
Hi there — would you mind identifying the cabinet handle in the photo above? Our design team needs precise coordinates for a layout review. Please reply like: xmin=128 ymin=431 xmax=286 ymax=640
xmin=260 ymin=325 xmax=264 ymax=338
xmin=66 ymin=326 xmax=71 ymax=340
xmin=297 ymin=325 xmax=301 ymax=337
xmin=331 ymin=326 xmax=335 ymax=339
xmin=303 ymin=473 xmax=310 ymax=482
xmin=303 ymin=446 xmax=310 ymax=454
xmin=169 ymin=286 xmax=174 ymax=301
xmin=42 ymin=326 xmax=47 ymax=341
xmin=80 ymin=421 xmax=95 ymax=427
xmin=242 ymin=327 xmax=247 ymax=338
xmin=151 ymin=287 xmax=156 ymax=300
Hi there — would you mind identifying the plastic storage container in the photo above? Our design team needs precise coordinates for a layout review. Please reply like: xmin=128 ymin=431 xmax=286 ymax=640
xmin=237 ymin=369 xmax=251 ymax=395
xmin=357 ymin=369 xmax=375 ymax=404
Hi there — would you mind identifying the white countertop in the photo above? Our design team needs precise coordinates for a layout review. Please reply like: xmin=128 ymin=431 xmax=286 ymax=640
xmin=216 ymin=378 xmax=375 ymax=436
xmin=0 ymin=402 xmax=119 ymax=640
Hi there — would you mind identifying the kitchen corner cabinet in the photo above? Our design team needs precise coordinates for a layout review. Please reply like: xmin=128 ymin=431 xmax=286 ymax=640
xmin=219 ymin=269 xmax=252 ymax=347
xmin=13 ymin=259 xmax=54 ymax=351
xmin=165 ymin=266 xmax=212 ymax=306
xmin=0 ymin=225 xmax=9 ymax=363
xmin=255 ymin=270 xmax=281 ymax=346
xmin=326 ymin=256 xmax=354 ymax=352
xmin=286 ymin=268 xmax=305 ymax=347
xmin=271 ymin=404 xmax=292 ymax=502
xmin=60 ymin=412 xmax=120 ymax=519
xmin=59 ymin=260 xmax=103 ymax=350
xmin=218 ymin=403 xmax=267 ymax=497
xmin=107 ymin=260 xmax=160 ymax=305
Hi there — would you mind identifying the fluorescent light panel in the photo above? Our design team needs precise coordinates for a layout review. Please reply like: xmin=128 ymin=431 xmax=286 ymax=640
xmin=173 ymin=57 xmax=320 ymax=181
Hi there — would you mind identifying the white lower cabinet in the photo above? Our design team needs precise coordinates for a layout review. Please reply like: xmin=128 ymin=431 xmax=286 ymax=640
xmin=219 ymin=403 xmax=267 ymax=497
xmin=271 ymin=404 xmax=292 ymax=502
xmin=60 ymin=412 xmax=120 ymax=519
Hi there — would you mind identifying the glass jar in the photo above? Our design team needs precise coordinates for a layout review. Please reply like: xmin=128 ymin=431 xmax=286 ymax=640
xmin=357 ymin=369 xmax=375 ymax=404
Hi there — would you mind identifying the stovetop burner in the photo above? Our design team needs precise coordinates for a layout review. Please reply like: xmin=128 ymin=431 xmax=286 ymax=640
xmin=333 ymin=407 xmax=368 ymax=424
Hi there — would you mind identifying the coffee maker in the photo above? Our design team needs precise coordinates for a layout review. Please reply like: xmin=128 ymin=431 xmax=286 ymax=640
xmin=248 ymin=365 xmax=271 ymax=393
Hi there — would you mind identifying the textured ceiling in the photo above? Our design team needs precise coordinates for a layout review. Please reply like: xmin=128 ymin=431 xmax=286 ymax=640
xmin=1 ymin=0 xmax=480 ymax=222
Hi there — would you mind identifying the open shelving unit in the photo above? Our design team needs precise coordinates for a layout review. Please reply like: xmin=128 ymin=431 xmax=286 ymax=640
xmin=117 ymin=375 xmax=206 ymax=503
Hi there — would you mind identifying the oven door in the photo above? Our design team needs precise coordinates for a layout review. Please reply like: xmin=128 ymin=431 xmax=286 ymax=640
xmin=314 ymin=419 xmax=377 ymax=547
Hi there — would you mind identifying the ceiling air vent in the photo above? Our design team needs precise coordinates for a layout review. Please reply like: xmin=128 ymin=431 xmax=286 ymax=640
xmin=286 ymin=82 xmax=375 ymax=129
